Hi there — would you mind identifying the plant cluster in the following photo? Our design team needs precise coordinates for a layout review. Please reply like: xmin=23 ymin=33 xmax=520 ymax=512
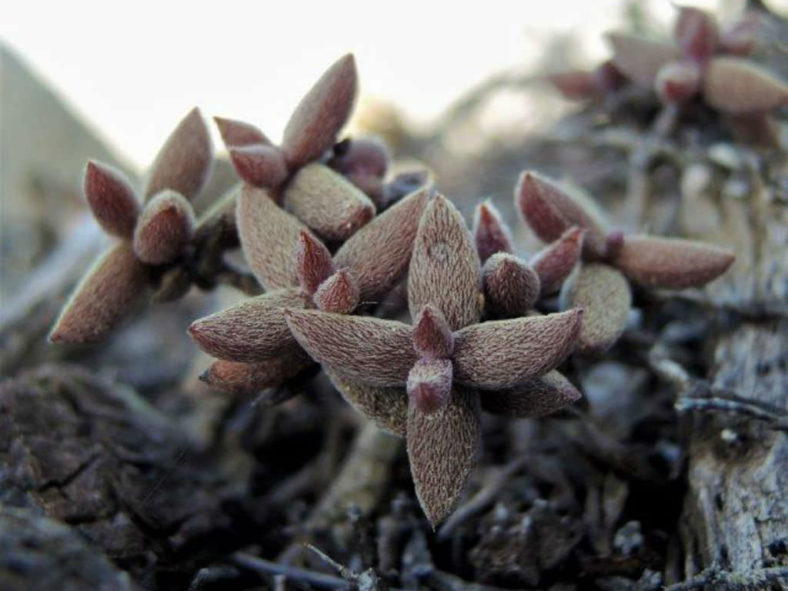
xmin=50 ymin=50 xmax=735 ymax=526
xmin=548 ymin=6 xmax=788 ymax=142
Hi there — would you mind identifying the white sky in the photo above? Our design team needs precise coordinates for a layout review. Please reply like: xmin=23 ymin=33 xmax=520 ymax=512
xmin=2 ymin=0 xmax=768 ymax=169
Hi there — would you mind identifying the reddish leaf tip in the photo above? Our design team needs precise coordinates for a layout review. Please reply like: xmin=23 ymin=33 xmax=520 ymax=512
xmin=295 ymin=230 xmax=335 ymax=296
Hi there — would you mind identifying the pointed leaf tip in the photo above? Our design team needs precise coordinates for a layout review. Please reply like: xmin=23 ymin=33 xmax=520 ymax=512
xmin=530 ymin=226 xmax=584 ymax=295
xmin=407 ymin=388 xmax=480 ymax=528
xmin=453 ymin=309 xmax=583 ymax=390
xmin=516 ymin=171 xmax=609 ymax=258
xmin=188 ymin=288 xmax=307 ymax=362
xmin=473 ymin=200 xmax=514 ymax=263
xmin=83 ymin=160 xmax=140 ymax=239
xmin=334 ymin=187 xmax=430 ymax=300
xmin=229 ymin=144 xmax=288 ymax=188
xmin=282 ymin=54 xmax=358 ymax=168
xmin=295 ymin=230 xmax=335 ymax=296
xmin=144 ymin=107 xmax=213 ymax=201
xmin=285 ymin=309 xmax=415 ymax=386
xmin=313 ymin=268 xmax=359 ymax=314
xmin=656 ymin=61 xmax=702 ymax=104
xmin=283 ymin=163 xmax=375 ymax=241
xmin=50 ymin=243 xmax=148 ymax=344
xmin=412 ymin=304 xmax=454 ymax=359
xmin=133 ymin=190 xmax=196 ymax=265
xmin=561 ymin=263 xmax=631 ymax=354
xmin=482 ymin=253 xmax=540 ymax=318
xmin=612 ymin=235 xmax=735 ymax=289
xmin=674 ymin=7 xmax=718 ymax=65
xmin=408 ymin=194 xmax=482 ymax=331
xmin=214 ymin=116 xmax=271 ymax=147
xmin=407 ymin=358 xmax=453 ymax=415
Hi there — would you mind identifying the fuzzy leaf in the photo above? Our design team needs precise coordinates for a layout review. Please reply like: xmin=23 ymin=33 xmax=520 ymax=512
xmin=50 ymin=243 xmax=148 ymax=343
xmin=237 ymin=185 xmax=314 ymax=290
xmin=407 ymin=387 xmax=480 ymax=528
xmin=313 ymin=269 xmax=359 ymax=314
xmin=133 ymin=190 xmax=196 ymax=265
xmin=674 ymin=7 xmax=718 ymax=65
xmin=345 ymin=172 xmax=384 ymax=205
xmin=333 ymin=188 xmax=430 ymax=301
xmin=473 ymin=200 xmax=514 ymax=263
xmin=214 ymin=116 xmax=271 ymax=147
xmin=611 ymin=234 xmax=734 ymax=289
xmin=285 ymin=309 xmax=415 ymax=386
xmin=480 ymin=371 xmax=581 ymax=417
xmin=702 ymin=57 xmax=788 ymax=114
xmin=407 ymin=358 xmax=453 ymax=415
xmin=516 ymin=172 xmax=609 ymax=259
xmin=229 ymin=144 xmax=288 ymax=188
xmin=546 ymin=70 xmax=598 ymax=101
xmin=296 ymin=231 xmax=335 ymax=296
xmin=144 ymin=107 xmax=213 ymax=201
xmin=656 ymin=60 xmax=701 ymax=104
xmin=326 ymin=370 xmax=407 ymax=436
xmin=282 ymin=54 xmax=358 ymax=168
xmin=561 ymin=263 xmax=630 ymax=354
xmin=482 ymin=253 xmax=540 ymax=318
xmin=408 ymin=195 xmax=482 ymax=331
xmin=412 ymin=305 xmax=454 ymax=360
xmin=188 ymin=287 xmax=309 ymax=362
xmin=452 ymin=309 xmax=583 ymax=390
xmin=283 ymin=163 xmax=375 ymax=241
xmin=607 ymin=33 xmax=678 ymax=87
xmin=529 ymin=227 xmax=584 ymax=295
xmin=83 ymin=161 xmax=139 ymax=239
xmin=201 ymin=353 xmax=313 ymax=395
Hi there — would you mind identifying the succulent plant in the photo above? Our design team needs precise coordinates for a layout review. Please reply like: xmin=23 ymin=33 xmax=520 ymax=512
xmin=516 ymin=171 xmax=735 ymax=353
xmin=189 ymin=187 xmax=430 ymax=394
xmin=50 ymin=108 xmax=213 ymax=343
xmin=284 ymin=195 xmax=584 ymax=526
xmin=547 ymin=6 xmax=788 ymax=142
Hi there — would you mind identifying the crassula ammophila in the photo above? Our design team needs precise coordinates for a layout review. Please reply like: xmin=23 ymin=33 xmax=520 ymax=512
xmin=50 ymin=49 xmax=735 ymax=526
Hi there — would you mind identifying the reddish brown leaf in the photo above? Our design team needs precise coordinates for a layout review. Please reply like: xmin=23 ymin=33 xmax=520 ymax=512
xmin=333 ymin=188 xmax=430 ymax=301
xmin=313 ymin=269 xmax=359 ymax=314
xmin=282 ymin=54 xmax=358 ymax=168
xmin=703 ymin=57 xmax=788 ymax=113
xmin=326 ymin=369 xmax=407 ymax=436
xmin=529 ymin=227 xmax=584 ymax=295
xmin=473 ymin=200 xmax=514 ymax=263
xmin=407 ymin=387 xmax=481 ymax=528
xmin=144 ymin=107 xmax=213 ymax=201
xmin=452 ymin=309 xmax=583 ymax=389
xmin=329 ymin=137 xmax=390 ymax=178
xmin=546 ymin=70 xmax=598 ymax=100
xmin=480 ymin=371 xmax=581 ymax=417
xmin=188 ymin=288 xmax=309 ymax=362
xmin=408 ymin=195 xmax=482 ymax=331
xmin=482 ymin=253 xmax=540 ymax=318
xmin=674 ymin=7 xmax=718 ymax=65
xmin=607 ymin=33 xmax=678 ymax=87
xmin=594 ymin=60 xmax=627 ymax=92
xmin=237 ymin=185 xmax=314 ymax=290
xmin=407 ymin=358 xmax=453 ymax=415
xmin=611 ymin=234 xmax=735 ymax=289
xmin=83 ymin=160 xmax=140 ymax=239
xmin=50 ymin=243 xmax=148 ymax=343
xmin=229 ymin=144 xmax=288 ymax=188
xmin=561 ymin=263 xmax=630 ymax=354
xmin=285 ymin=309 xmax=415 ymax=386
xmin=295 ymin=230 xmax=335 ymax=296
xmin=133 ymin=190 xmax=195 ymax=265
xmin=283 ymin=163 xmax=375 ymax=241
xmin=412 ymin=305 xmax=454 ymax=360
xmin=655 ymin=60 xmax=701 ymax=103
xmin=515 ymin=172 xmax=609 ymax=258
xmin=201 ymin=353 xmax=313 ymax=395
xmin=214 ymin=116 xmax=271 ymax=147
